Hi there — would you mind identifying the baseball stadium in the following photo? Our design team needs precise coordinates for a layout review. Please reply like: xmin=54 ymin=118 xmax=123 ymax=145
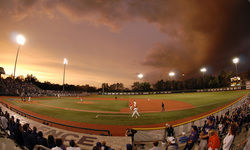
xmin=1 ymin=1 xmax=250 ymax=150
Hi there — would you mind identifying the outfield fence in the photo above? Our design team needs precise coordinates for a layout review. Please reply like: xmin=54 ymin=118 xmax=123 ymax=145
xmin=101 ymin=86 xmax=243 ymax=95
xmin=133 ymin=93 xmax=250 ymax=143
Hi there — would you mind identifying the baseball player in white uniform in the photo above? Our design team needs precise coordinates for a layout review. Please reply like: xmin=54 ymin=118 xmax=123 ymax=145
xmin=133 ymin=100 xmax=137 ymax=107
xmin=132 ymin=106 xmax=140 ymax=118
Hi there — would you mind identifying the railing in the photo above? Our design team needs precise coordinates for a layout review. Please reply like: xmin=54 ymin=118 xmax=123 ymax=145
xmin=133 ymin=93 xmax=249 ymax=142
xmin=0 ymin=101 xmax=111 ymax=136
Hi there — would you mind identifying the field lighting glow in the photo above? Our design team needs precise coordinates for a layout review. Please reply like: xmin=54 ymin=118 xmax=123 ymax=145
xmin=169 ymin=72 xmax=175 ymax=76
xmin=16 ymin=34 xmax=26 ymax=45
xmin=64 ymin=58 xmax=68 ymax=65
xmin=138 ymin=73 xmax=143 ymax=79
xmin=232 ymin=57 xmax=239 ymax=64
xmin=200 ymin=67 xmax=207 ymax=73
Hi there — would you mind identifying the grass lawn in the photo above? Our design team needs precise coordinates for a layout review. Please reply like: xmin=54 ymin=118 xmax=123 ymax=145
xmin=2 ymin=90 xmax=249 ymax=126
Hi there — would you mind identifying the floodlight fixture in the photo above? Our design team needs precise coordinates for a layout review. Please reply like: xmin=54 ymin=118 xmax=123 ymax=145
xmin=169 ymin=72 xmax=175 ymax=77
xmin=16 ymin=34 xmax=26 ymax=45
xmin=232 ymin=57 xmax=239 ymax=64
xmin=138 ymin=73 xmax=143 ymax=79
xmin=64 ymin=58 xmax=68 ymax=65
xmin=200 ymin=67 xmax=207 ymax=73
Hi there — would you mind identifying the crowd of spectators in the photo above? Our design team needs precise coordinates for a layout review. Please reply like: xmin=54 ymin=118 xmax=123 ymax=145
xmin=0 ymin=77 xmax=87 ymax=97
xmin=0 ymin=107 xmax=82 ymax=150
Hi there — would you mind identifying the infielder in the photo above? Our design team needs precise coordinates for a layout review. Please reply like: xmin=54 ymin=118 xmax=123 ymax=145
xmin=132 ymin=106 xmax=140 ymax=118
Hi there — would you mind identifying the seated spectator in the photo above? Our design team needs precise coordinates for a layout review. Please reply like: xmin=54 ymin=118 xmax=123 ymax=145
xmin=150 ymin=141 xmax=161 ymax=150
xmin=223 ymin=123 xmax=237 ymax=150
xmin=184 ymin=125 xmax=198 ymax=150
xmin=47 ymin=135 xmax=56 ymax=149
xmin=179 ymin=132 xmax=188 ymax=144
xmin=96 ymin=142 xmax=102 ymax=150
xmin=37 ymin=131 xmax=48 ymax=147
xmin=101 ymin=141 xmax=110 ymax=150
xmin=52 ymin=138 xmax=64 ymax=150
xmin=66 ymin=140 xmax=80 ymax=150
xmin=166 ymin=137 xmax=178 ymax=150
xmin=208 ymin=129 xmax=220 ymax=150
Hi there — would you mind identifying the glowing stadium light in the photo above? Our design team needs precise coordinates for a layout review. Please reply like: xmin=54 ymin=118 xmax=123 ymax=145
xmin=232 ymin=57 xmax=239 ymax=64
xmin=16 ymin=34 xmax=26 ymax=45
xmin=138 ymin=73 xmax=143 ymax=79
xmin=13 ymin=34 xmax=26 ymax=78
xmin=64 ymin=58 xmax=68 ymax=65
xmin=169 ymin=72 xmax=175 ymax=77
xmin=200 ymin=67 xmax=207 ymax=73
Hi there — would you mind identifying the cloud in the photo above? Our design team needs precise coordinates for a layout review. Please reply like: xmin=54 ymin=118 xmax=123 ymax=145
xmin=0 ymin=0 xmax=249 ymax=81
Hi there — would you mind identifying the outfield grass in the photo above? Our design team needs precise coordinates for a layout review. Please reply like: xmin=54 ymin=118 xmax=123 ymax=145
xmin=2 ymin=90 xmax=249 ymax=126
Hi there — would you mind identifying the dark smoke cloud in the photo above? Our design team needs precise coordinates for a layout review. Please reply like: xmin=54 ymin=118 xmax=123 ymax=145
xmin=0 ymin=0 xmax=249 ymax=81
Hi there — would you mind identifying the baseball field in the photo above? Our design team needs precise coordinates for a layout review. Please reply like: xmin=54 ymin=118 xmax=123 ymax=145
xmin=0 ymin=90 xmax=249 ymax=135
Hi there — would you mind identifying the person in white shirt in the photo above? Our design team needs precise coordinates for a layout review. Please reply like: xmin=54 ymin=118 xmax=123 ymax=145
xmin=132 ymin=106 xmax=140 ymax=118
xmin=52 ymin=139 xmax=64 ymax=150
xmin=66 ymin=140 xmax=81 ymax=150
xmin=223 ymin=123 xmax=237 ymax=150
xmin=0 ymin=115 xmax=8 ymax=130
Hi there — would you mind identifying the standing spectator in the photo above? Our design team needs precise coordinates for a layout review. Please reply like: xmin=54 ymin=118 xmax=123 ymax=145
xmin=0 ymin=113 xmax=8 ymax=130
xmin=166 ymin=137 xmax=178 ymax=150
xmin=165 ymin=124 xmax=175 ymax=139
xmin=149 ymin=141 xmax=162 ymax=150
xmin=199 ymin=117 xmax=214 ymax=150
xmin=125 ymin=128 xmax=137 ymax=144
xmin=208 ymin=130 xmax=220 ymax=150
xmin=222 ymin=123 xmax=237 ymax=150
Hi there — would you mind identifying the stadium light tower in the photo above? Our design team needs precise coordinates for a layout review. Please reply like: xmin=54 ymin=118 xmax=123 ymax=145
xmin=200 ymin=67 xmax=207 ymax=89
xmin=232 ymin=57 xmax=239 ymax=75
xmin=14 ymin=34 xmax=26 ymax=78
xmin=63 ymin=58 xmax=68 ymax=91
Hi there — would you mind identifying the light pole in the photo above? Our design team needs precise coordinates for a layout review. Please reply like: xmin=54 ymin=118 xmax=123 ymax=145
xmin=63 ymin=58 xmax=68 ymax=91
xmin=169 ymin=72 xmax=175 ymax=90
xmin=200 ymin=67 xmax=207 ymax=89
xmin=14 ymin=34 xmax=26 ymax=78
xmin=232 ymin=57 xmax=239 ymax=75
